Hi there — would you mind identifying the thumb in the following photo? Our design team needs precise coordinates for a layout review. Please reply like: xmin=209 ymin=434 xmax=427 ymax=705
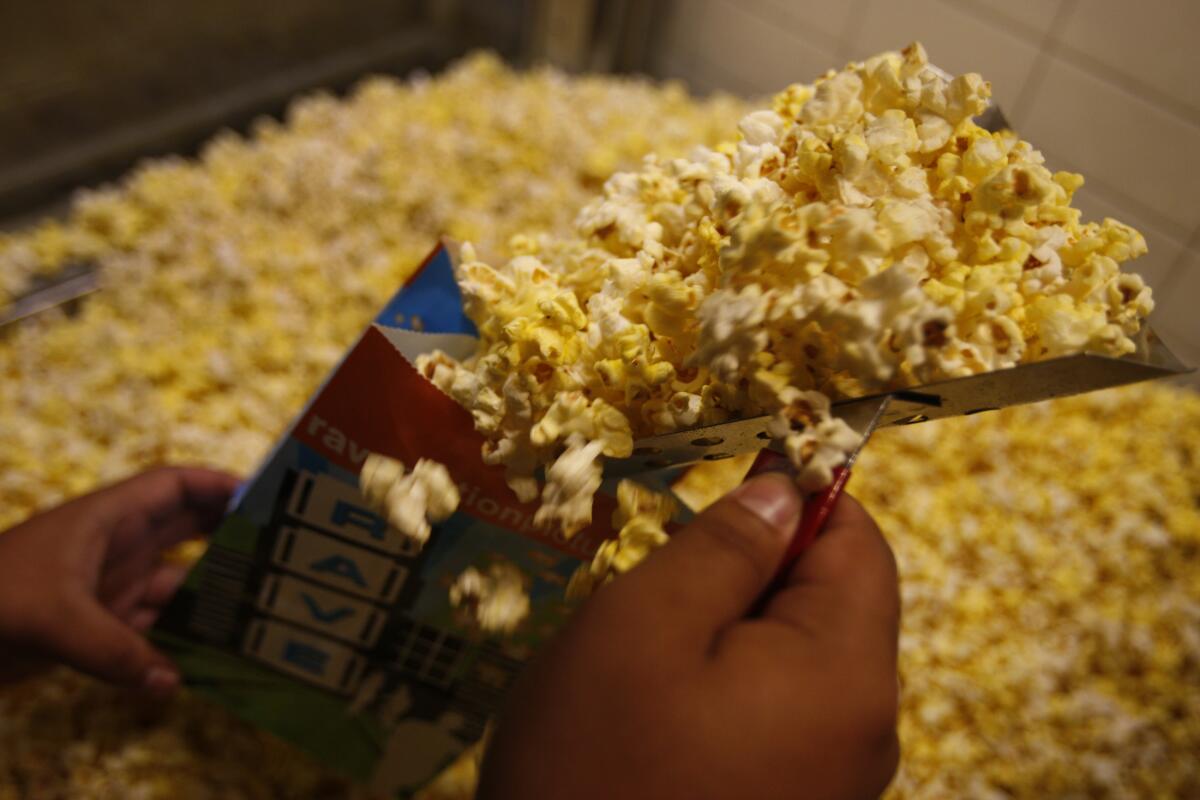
xmin=607 ymin=473 xmax=802 ymax=651
xmin=50 ymin=596 xmax=180 ymax=694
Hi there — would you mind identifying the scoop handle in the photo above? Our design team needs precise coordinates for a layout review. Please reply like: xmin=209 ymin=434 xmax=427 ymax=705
xmin=743 ymin=450 xmax=851 ymax=580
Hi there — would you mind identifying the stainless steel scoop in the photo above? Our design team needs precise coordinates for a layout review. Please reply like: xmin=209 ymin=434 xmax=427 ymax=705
xmin=605 ymin=324 xmax=1191 ymax=478
xmin=606 ymin=88 xmax=1192 ymax=476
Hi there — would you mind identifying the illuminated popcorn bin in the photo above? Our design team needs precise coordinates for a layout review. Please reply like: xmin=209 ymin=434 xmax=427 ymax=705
xmin=1 ymin=14 xmax=1198 ymax=799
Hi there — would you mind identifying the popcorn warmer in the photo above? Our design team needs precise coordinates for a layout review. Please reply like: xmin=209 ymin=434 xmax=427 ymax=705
xmin=1 ymin=50 xmax=1198 ymax=800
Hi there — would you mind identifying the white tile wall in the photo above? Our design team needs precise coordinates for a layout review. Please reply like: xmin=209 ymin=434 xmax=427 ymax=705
xmin=734 ymin=0 xmax=863 ymax=55
xmin=961 ymin=0 xmax=1064 ymax=38
xmin=1057 ymin=0 xmax=1200 ymax=119
xmin=691 ymin=0 xmax=839 ymax=94
xmin=1156 ymin=249 xmax=1200 ymax=351
xmin=648 ymin=0 xmax=1200 ymax=380
xmin=1021 ymin=55 xmax=1200 ymax=234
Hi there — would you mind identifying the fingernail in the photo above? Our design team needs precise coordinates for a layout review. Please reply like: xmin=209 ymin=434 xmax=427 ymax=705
xmin=143 ymin=666 xmax=180 ymax=695
xmin=730 ymin=473 xmax=802 ymax=535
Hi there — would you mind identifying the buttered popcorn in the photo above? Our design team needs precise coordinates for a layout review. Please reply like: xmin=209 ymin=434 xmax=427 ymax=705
xmin=0 ymin=55 xmax=746 ymax=799
xmin=0 ymin=46 xmax=1193 ymax=800
xmin=359 ymin=453 xmax=460 ymax=546
xmin=449 ymin=562 xmax=531 ymax=634
xmin=426 ymin=43 xmax=1153 ymax=534
xmin=0 ymin=52 xmax=744 ymax=533
xmin=566 ymin=480 xmax=677 ymax=599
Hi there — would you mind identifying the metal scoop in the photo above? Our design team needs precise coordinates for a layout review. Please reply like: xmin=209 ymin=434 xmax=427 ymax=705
xmin=606 ymin=324 xmax=1191 ymax=478
xmin=607 ymin=89 xmax=1191 ymax=479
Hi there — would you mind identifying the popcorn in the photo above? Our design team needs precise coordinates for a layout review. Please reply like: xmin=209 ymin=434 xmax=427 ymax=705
xmin=0 ymin=52 xmax=748 ymax=800
xmin=425 ymin=42 xmax=1153 ymax=539
xmin=0 ymin=668 xmax=371 ymax=799
xmin=566 ymin=479 xmax=677 ymax=599
xmin=0 ymin=45 xmax=1188 ymax=800
xmin=533 ymin=437 xmax=604 ymax=536
xmin=359 ymin=453 xmax=460 ymax=546
xmin=765 ymin=388 xmax=863 ymax=492
xmin=0 ymin=52 xmax=744 ymax=534
xmin=360 ymin=451 xmax=406 ymax=507
xmin=449 ymin=563 xmax=531 ymax=635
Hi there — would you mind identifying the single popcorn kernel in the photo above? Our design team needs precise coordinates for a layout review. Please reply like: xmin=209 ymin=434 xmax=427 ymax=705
xmin=533 ymin=437 xmax=604 ymax=537
xmin=359 ymin=453 xmax=461 ymax=546
xmin=449 ymin=562 xmax=531 ymax=635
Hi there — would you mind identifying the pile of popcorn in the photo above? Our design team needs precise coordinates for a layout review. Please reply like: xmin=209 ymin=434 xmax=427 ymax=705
xmin=419 ymin=380 xmax=1200 ymax=800
xmin=0 ymin=49 xmax=1196 ymax=800
xmin=0 ymin=668 xmax=372 ymax=800
xmin=420 ymin=43 xmax=1154 ymax=540
xmin=0 ymin=52 xmax=743 ymax=532
xmin=0 ymin=53 xmax=743 ymax=798
xmin=863 ymin=384 xmax=1200 ymax=798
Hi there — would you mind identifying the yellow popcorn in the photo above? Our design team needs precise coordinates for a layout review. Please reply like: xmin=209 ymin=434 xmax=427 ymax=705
xmin=0 ymin=668 xmax=372 ymax=799
xmin=612 ymin=479 xmax=678 ymax=531
xmin=567 ymin=480 xmax=677 ymax=598
xmin=868 ymin=384 xmax=1200 ymax=799
xmin=0 ymin=51 xmax=744 ymax=533
xmin=533 ymin=437 xmax=605 ymax=536
xmin=449 ymin=562 xmax=531 ymax=635
xmin=765 ymin=387 xmax=863 ymax=492
xmin=666 ymin=384 xmax=1200 ymax=800
xmin=360 ymin=451 xmax=407 ymax=507
xmin=359 ymin=453 xmax=460 ymax=547
xmin=529 ymin=392 xmax=632 ymax=457
xmin=414 ymin=741 xmax=485 ymax=800
xmin=425 ymin=43 xmax=1153 ymax=538
xmin=0 ymin=46 xmax=1192 ymax=800
xmin=0 ymin=54 xmax=750 ymax=796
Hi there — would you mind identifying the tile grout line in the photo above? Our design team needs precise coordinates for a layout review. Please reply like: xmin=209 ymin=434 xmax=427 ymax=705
xmin=684 ymin=1 xmax=840 ymax=95
xmin=1151 ymin=225 xmax=1200 ymax=300
xmin=1045 ymin=40 xmax=1200 ymax=135
xmin=950 ymin=0 xmax=1200 ymax=131
xmin=936 ymin=0 xmax=1046 ymax=42
xmin=1009 ymin=0 xmax=1078 ymax=125
xmin=739 ymin=0 xmax=846 ymax=59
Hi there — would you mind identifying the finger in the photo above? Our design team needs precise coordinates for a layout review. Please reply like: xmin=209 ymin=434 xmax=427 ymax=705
xmin=142 ymin=563 xmax=190 ymax=608
xmin=128 ymin=607 xmax=161 ymax=633
xmin=599 ymin=473 xmax=802 ymax=651
xmin=100 ymin=560 xmax=191 ymax=620
xmin=763 ymin=493 xmax=900 ymax=645
xmin=102 ymin=467 xmax=239 ymax=555
xmin=45 ymin=595 xmax=180 ymax=694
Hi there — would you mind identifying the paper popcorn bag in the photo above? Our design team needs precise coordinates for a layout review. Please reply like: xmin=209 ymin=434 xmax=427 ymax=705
xmin=153 ymin=243 xmax=620 ymax=794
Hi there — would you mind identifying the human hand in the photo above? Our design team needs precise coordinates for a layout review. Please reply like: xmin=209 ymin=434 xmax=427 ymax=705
xmin=0 ymin=467 xmax=238 ymax=694
xmin=479 ymin=473 xmax=901 ymax=800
